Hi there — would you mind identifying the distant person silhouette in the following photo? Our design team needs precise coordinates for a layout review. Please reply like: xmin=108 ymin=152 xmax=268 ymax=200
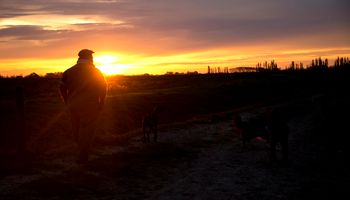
xmin=60 ymin=49 xmax=107 ymax=163
xmin=142 ymin=106 xmax=159 ymax=143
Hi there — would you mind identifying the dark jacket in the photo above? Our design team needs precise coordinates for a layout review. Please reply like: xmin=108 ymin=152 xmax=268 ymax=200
xmin=60 ymin=59 xmax=107 ymax=110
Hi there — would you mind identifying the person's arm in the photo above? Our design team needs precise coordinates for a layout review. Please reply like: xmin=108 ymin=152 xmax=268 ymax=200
xmin=97 ymin=71 xmax=107 ymax=109
xmin=59 ymin=74 xmax=68 ymax=104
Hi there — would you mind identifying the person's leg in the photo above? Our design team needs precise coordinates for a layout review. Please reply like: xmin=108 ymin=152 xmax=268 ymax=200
xmin=70 ymin=114 xmax=80 ymax=144
xmin=77 ymin=111 xmax=98 ymax=163
xmin=77 ymin=121 xmax=96 ymax=163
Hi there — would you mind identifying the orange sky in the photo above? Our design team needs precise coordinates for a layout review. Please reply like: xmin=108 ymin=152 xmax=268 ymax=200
xmin=1 ymin=0 xmax=349 ymax=76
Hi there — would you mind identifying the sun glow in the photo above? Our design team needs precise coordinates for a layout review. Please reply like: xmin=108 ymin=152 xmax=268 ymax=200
xmin=95 ymin=55 xmax=118 ymax=64
xmin=94 ymin=54 xmax=132 ymax=75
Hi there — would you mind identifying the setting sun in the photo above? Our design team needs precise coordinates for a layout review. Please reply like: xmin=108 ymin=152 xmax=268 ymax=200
xmin=94 ymin=54 xmax=127 ymax=75
xmin=95 ymin=55 xmax=118 ymax=64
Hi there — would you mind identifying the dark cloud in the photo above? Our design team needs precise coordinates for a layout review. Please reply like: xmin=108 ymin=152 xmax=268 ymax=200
xmin=104 ymin=0 xmax=350 ymax=52
xmin=0 ymin=25 xmax=71 ymax=40
xmin=0 ymin=1 xmax=47 ymax=18
xmin=0 ymin=0 xmax=349 ymax=54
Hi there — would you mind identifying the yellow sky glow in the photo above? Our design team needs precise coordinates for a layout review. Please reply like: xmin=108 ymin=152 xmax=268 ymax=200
xmin=0 ymin=47 xmax=349 ymax=76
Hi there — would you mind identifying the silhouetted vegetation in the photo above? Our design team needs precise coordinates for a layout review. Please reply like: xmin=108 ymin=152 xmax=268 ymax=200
xmin=204 ymin=57 xmax=349 ymax=74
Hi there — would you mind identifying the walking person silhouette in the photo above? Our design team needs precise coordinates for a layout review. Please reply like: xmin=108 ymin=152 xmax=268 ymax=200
xmin=60 ymin=49 xmax=107 ymax=163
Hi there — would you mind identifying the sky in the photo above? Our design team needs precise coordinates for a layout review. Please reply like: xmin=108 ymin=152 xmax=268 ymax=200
xmin=0 ymin=0 xmax=349 ymax=76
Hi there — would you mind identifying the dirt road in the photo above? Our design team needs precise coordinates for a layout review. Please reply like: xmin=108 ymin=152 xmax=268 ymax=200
xmin=1 ymin=111 xmax=348 ymax=200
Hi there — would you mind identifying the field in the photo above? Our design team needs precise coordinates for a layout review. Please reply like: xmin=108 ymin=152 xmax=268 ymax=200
xmin=0 ymin=71 xmax=349 ymax=199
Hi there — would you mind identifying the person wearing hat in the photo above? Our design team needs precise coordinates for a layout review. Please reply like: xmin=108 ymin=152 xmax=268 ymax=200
xmin=60 ymin=49 xmax=107 ymax=163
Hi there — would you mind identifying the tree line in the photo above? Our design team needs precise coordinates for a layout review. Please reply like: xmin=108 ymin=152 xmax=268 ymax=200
xmin=207 ymin=56 xmax=350 ymax=74
xmin=1 ymin=56 xmax=349 ymax=78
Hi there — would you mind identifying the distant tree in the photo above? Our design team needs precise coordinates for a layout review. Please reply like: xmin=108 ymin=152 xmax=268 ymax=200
xmin=165 ymin=72 xmax=174 ymax=75
xmin=335 ymin=57 xmax=340 ymax=67
xmin=25 ymin=72 xmax=40 ymax=79
xmin=264 ymin=61 xmax=268 ymax=69
xmin=270 ymin=60 xmax=278 ymax=71
xmin=340 ymin=57 xmax=344 ymax=66
xmin=44 ymin=72 xmax=63 ymax=78
xmin=318 ymin=57 xmax=322 ymax=67
xmin=229 ymin=68 xmax=236 ymax=73
xmin=308 ymin=57 xmax=329 ymax=71
xmin=224 ymin=67 xmax=229 ymax=73
xmin=236 ymin=67 xmax=256 ymax=73
xmin=187 ymin=71 xmax=198 ymax=75
xmin=334 ymin=56 xmax=350 ymax=69
xmin=289 ymin=61 xmax=295 ymax=71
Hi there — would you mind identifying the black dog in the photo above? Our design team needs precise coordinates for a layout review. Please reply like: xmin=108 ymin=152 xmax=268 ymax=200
xmin=234 ymin=110 xmax=289 ymax=161
xmin=234 ymin=114 xmax=268 ymax=146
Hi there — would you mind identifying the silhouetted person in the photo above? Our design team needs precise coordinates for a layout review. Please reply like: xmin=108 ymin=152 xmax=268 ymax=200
xmin=142 ymin=106 xmax=159 ymax=143
xmin=60 ymin=49 xmax=107 ymax=163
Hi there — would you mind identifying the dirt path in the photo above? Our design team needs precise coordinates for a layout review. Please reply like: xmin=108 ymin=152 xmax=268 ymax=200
xmin=1 ymin=111 xmax=348 ymax=200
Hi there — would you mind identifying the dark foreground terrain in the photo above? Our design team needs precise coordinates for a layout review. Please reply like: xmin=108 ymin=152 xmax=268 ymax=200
xmin=1 ymin=71 xmax=349 ymax=199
